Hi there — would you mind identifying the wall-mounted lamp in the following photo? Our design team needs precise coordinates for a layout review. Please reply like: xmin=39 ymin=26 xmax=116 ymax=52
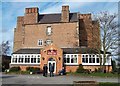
xmin=58 ymin=57 xmax=61 ymax=60
xmin=42 ymin=57 xmax=45 ymax=60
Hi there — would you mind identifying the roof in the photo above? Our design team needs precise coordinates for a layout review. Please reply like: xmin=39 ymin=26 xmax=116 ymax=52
xmin=62 ymin=48 xmax=111 ymax=54
xmin=12 ymin=48 xmax=111 ymax=54
xmin=38 ymin=13 xmax=78 ymax=23
xmin=62 ymin=48 xmax=98 ymax=54
xmin=13 ymin=48 xmax=41 ymax=54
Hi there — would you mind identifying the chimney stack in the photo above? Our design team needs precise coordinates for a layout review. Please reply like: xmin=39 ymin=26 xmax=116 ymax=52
xmin=24 ymin=7 xmax=39 ymax=24
xmin=61 ymin=5 xmax=69 ymax=22
xmin=25 ymin=7 xmax=39 ymax=14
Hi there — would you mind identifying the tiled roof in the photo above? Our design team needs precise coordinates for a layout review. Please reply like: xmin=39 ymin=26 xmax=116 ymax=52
xmin=38 ymin=13 xmax=78 ymax=23
xmin=12 ymin=48 xmax=41 ymax=54
xmin=13 ymin=48 xmax=110 ymax=54
xmin=62 ymin=48 xmax=98 ymax=54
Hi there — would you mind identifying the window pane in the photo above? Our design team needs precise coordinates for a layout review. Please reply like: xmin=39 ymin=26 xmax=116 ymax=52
xmin=31 ymin=58 xmax=34 ymax=63
xmin=28 ymin=58 xmax=30 ymax=63
xmin=97 ymin=55 xmax=99 ymax=57
xmin=89 ymin=55 xmax=91 ymax=57
xmin=64 ymin=58 xmax=66 ymax=63
xmin=38 ymin=58 xmax=40 ymax=63
xmin=64 ymin=55 xmax=66 ymax=58
xmin=86 ymin=58 xmax=88 ymax=63
xmin=46 ymin=26 xmax=52 ymax=35
xmin=71 ymin=55 xmax=73 ymax=58
xmin=73 ymin=58 xmax=77 ymax=63
xmin=96 ymin=58 xmax=99 ymax=63
xmin=67 ymin=58 xmax=70 ymax=63
xmin=89 ymin=58 xmax=92 ymax=63
xmin=74 ymin=55 xmax=77 ymax=57
xmin=34 ymin=58 xmax=36 ymax=63
xmin=15 ymin=58 xmax=17 ymax=63
xmin=12 ymin=58 xmax=14 ymax=62
xmin=83 ymin=55 xmax=84 ymax=57
xmin=93 ymin=58 xmax=95 ymax=63
xmin=46 ymin=39 xmax=52 ymax=45
xmin=18 ymin=58 xmax=21 ymax=63
xmin=38 ymin=40 xmax=43 ymax=46
xmin=25 ymin=58 xmax=28 ymax=63
xmin=67 ymin=55 xmax=69 ymax=58
xmin=71 ymin=58 xmax=74 ymax=63
xmin=82 ymin=58 xmax=85 ymax=63
xmin=21 ymin=58 xmax=24 ymax=63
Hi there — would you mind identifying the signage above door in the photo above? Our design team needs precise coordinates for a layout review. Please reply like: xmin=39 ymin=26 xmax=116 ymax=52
xmin=47 ymin=50 xmax=57 ymax=55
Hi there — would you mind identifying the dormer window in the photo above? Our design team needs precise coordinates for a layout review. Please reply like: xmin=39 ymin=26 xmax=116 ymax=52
xmin=46 ymin=26 xmax=52 ymax=36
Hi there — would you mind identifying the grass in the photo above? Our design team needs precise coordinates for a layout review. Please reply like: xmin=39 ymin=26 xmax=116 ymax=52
xmin=5 ymin=71 xmax=30 ymax=74
xmin=99 ymin=82 xmax=119 ymax=86
xmin=67 ymin=72 xmax=120 ymax=77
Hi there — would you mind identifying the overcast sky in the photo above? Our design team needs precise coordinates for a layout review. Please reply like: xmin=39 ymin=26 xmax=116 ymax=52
xmin=0 ymin=0 xmax=119 ymax=54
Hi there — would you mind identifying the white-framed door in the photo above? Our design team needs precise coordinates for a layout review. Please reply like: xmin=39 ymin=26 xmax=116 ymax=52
xmin=48 ymin=61 xmax=56 ymax=73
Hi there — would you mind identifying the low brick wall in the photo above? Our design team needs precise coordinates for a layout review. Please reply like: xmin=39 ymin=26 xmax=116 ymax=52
xmin=73 ymin=81 xmax=99 ymax=86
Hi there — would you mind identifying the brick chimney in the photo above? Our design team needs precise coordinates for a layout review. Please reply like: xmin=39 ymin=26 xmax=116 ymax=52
xmin=24 ymin=7 xmax=39 ymax=24
xmin=61 ymin=5 xmax=69 ymax=22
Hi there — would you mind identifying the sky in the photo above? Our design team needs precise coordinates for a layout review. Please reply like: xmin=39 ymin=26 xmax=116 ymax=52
xmin=0 ymin=0 xmax=119 ymax=55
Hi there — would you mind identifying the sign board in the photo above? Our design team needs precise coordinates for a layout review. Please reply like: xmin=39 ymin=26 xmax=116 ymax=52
xmin=47 ymin=50 xmax=57 ymax=55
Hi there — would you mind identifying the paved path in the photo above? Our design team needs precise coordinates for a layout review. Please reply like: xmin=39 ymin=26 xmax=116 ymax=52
xmin=1 ymin=73 xmax=119 ymax=84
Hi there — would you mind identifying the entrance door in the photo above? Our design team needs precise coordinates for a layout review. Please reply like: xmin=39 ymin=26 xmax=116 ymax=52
xmin=48 ymin=61 xmax=56 ymax=73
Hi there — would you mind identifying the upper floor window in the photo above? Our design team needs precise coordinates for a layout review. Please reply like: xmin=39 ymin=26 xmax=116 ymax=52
xmin=38 ymin=39 xmax=43 ymax=46
xmin=46 ymin=39 xmax=52 ymax=45
xmin=46 ymin=26 xmax=52 ymax=36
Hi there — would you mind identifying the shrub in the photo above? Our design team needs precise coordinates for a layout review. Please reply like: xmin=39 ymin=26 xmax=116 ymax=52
xmin=112 ymin=60 xmax=118 ymax=73
xmin=76 ymin=64 xmax=85 ymax=73
xmin=84 ymin=69 xmax=90 ymax=74
xmin=9 ymin=67 xmax=20 ymax=72
xmin=76 ymin=64 xmax=90 ymax=74
xmin=26 ymin=67 xmax=40 ymax=73
xmin=95 ymin=68 xmax=102 ymax=73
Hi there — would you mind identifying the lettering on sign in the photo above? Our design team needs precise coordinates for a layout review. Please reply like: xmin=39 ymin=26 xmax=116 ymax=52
xmin=47 ymin=50 xmax=57 ymax=55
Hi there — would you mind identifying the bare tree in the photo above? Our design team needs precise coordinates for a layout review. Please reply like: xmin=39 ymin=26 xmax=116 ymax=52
xmin=0 ymin=41 xmax=11 ymax=55
xmin=93 ymin=12 xmax=119 ymax=72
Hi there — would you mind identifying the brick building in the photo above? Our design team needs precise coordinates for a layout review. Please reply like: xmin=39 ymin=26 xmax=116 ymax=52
xmin=10 ymin=5 xmax=112 ymax=74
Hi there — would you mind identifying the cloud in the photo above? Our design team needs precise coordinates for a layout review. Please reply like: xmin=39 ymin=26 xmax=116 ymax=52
xmin=41 ymin=2 xmax=90 ymax=14
xmin=1 ymin=2 xmax=118 ymax=55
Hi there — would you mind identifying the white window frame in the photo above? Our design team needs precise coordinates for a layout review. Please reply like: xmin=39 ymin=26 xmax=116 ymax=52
xmin=46 ymin=39 xmax=52 ymax=45
xmin=38 ymin=39 xmax=43 ymax=46
xmin=46 ymin=26 xmax=52 ymax=36
xmin=64 ymin=54 xmax=78 ymax=65
xmin=82 ymin=54 xmax=111 ymax=65
xmin=10 ymin=54 xmax=41 ymax=65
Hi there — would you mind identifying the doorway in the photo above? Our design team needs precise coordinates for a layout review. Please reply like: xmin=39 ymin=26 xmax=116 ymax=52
xmin=48 ymin=58 xmax=56 ymax=73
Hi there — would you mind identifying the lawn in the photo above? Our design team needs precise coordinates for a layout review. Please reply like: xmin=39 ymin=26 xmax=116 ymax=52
xmin=67 ymin=72 xmax=119 ymax=77
xmin=99 ymin=82 xmax=119 ymax=86
xmin=5 ymin=71 xmax=30 ymax=74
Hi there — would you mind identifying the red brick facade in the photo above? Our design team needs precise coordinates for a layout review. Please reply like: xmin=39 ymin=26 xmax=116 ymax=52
xmin=11 ymin=5 xmax=112 ymax=74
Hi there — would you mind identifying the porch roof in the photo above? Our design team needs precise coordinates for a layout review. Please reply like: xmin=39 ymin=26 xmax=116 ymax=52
xmin=12 ymin=48 xmax=111 ymax=54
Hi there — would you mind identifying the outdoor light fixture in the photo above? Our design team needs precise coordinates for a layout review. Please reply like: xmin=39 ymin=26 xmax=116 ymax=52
xmin=42 ymin=57 xmax=45 ymax=60
xmin=59 ymin=57 xmax=61 ymax=60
